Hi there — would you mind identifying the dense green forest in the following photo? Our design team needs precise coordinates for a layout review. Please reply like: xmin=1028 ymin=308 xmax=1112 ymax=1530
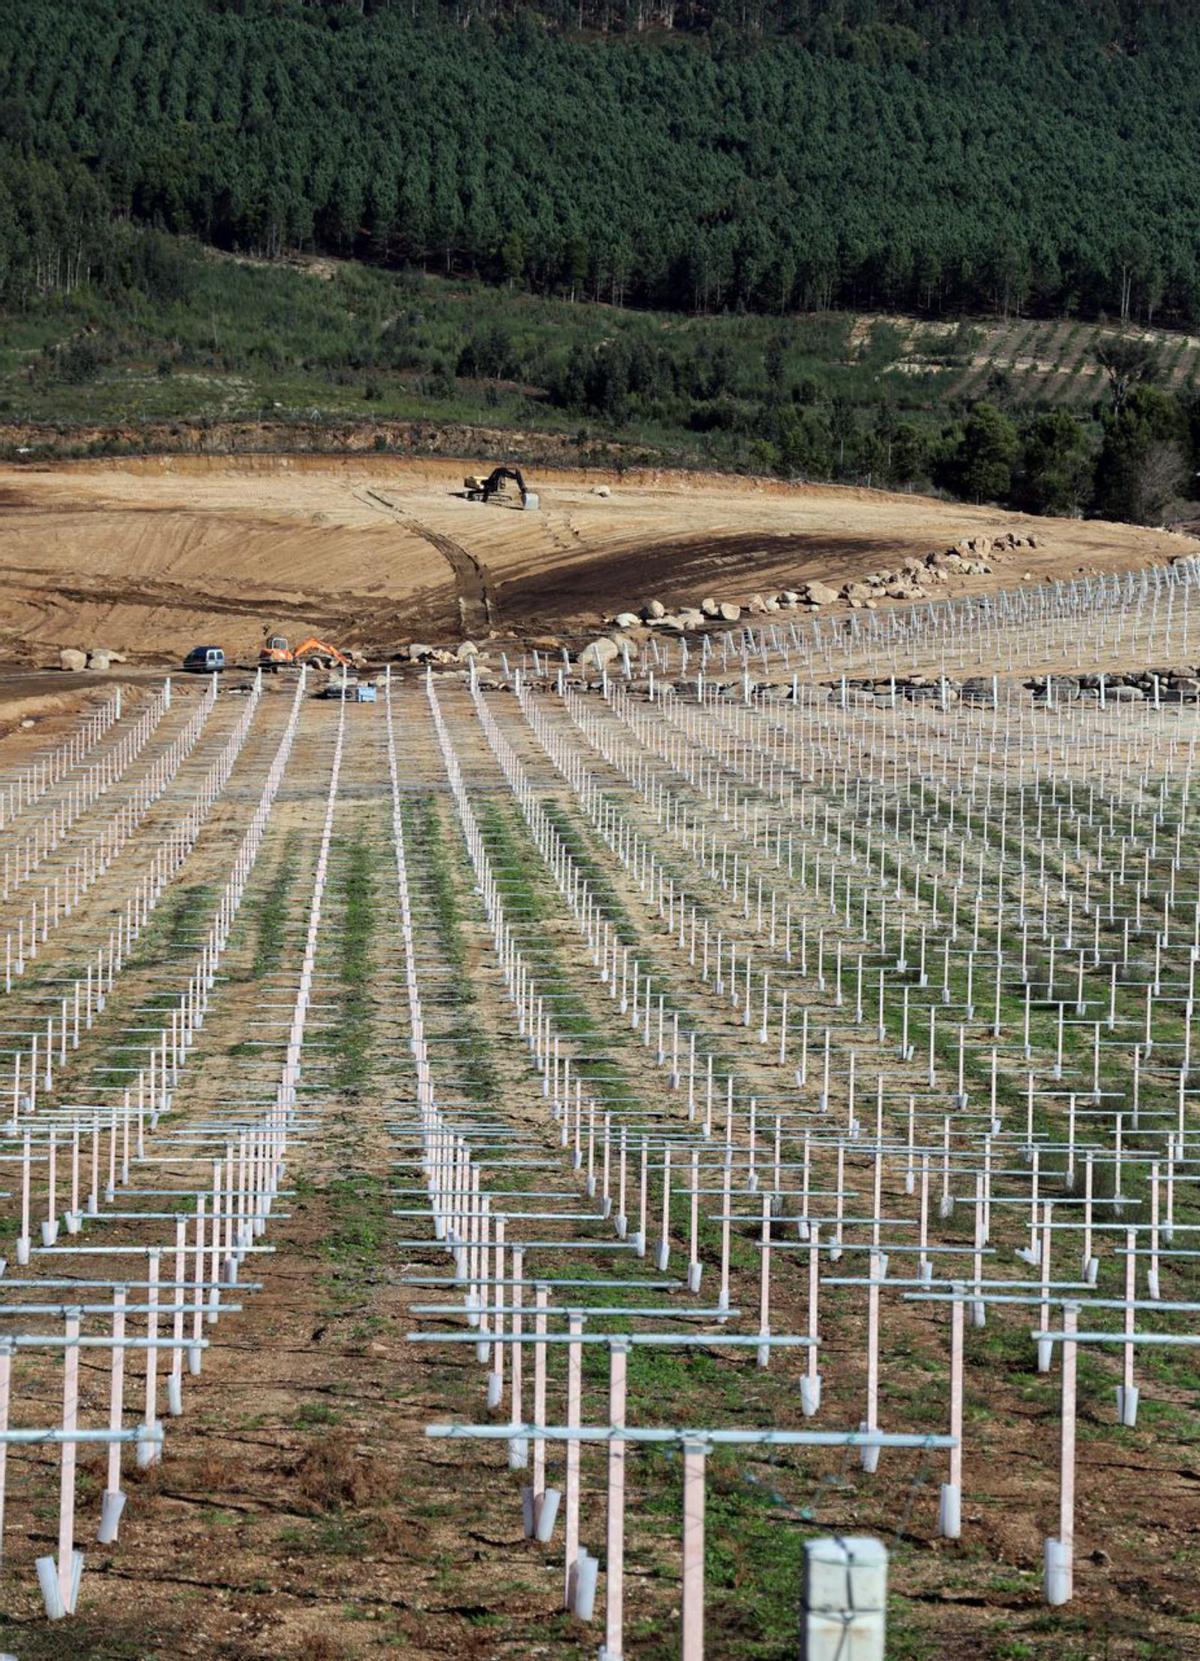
xmin=2 ymin=0 xmax=1200 ymax=323
xmin=2 ymin=0 xmax=1200 ymax=523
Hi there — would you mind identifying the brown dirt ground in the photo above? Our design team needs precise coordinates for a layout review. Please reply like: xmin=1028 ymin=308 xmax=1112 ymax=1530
xmin=0 ymin=456 xmax=1190 ymax=669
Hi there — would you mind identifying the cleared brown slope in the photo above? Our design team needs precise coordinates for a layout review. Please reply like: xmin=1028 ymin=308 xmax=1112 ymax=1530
xmin=0 ymin=456 xmax=1189 ymax=665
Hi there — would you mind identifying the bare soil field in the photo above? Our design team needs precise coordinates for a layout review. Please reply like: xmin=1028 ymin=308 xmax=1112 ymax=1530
xmin=0 ymin=456 xmax=1189 ymax=668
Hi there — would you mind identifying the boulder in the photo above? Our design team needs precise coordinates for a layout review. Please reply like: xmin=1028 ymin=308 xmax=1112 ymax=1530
xmin=748 ymin=593 xmax=768 ymax=614
xmin=642 ymin=599 xmax=666 ymax=621
xmin=960 ymin=677 xmax=995 ymax=703
xmin=779 ymin=590 xmax=801 ymax=606
xmin=718 ymin=602 xmax=741 ymax=622
xmin=593 ymin=484 xmax=611 ymax=497
xmin=843 ymin=581 xmax=874 ymax=603
xmin=801 ymin=581 xmax=840 ymax=607
xmin=678 ymin=608 xmax=706 ymax=630
xmin=657 ymin=614 xmax=685 ymax=632
xmin=455 ymin=641 xmax=480 ymax=661
xmin=86 ymin=650 xmax=111 ymax=672
xmin=613 ymin=612 xmax=640 ymax=630
xmin=1106 ymin=683 xmax=1144 ymax=702
xmin=407 ymin=642 xmax=435 ymax=662
xmin=700 ymin=597 xmax=720 ymax=618
xmin=578 ymin=636 xmax=620 ymax=675
xmin=59 ymin=648 xmax=87 ymax=673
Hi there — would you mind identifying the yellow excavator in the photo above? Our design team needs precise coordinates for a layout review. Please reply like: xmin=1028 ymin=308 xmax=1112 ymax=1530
xmin=461 ymin=465 xmax=539 ymax=510
xmin=259 ymin=632 xmax=351 ymax=671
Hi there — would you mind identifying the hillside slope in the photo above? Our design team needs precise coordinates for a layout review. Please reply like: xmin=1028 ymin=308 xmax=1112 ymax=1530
xmin=0 ymin=457 xmax=1185 ymax=666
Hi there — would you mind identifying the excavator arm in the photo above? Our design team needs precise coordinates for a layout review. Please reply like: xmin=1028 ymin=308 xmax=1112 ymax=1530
xmin=290 ymin=637 xmax=351 ymax=667
xmin=481 ymin=466 xmax=527 ymax=503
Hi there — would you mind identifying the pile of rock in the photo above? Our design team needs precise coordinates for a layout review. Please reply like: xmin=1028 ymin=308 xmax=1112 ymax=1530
xmin=835 ymin=534 xmax=1038 ymax=609
xmin=612 ymin=598 xmax=742 ymax=630
xmin=607 ymin=532 xmax=1038 ymax=628
xmin=578 ymin=631 xmax=641 ymax=675
xmin=1028 ymin=667 xmax=1200 ymax=703
xmin=59 ymin=647 xmax=127 ymax=672
xmin=824 ymin=673 xmax=998 ymax=706
xmin=399 ymin=640 xmax=490 ymax=667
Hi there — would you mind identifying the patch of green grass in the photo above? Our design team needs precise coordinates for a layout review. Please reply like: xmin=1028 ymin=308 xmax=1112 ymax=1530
xmin=249 ymin=832 xmax=301 ymax=980
xmin=331 ymin=826 xmax=377 ymax=1093
xmin=295 ymin=1402 xmax=343 ymax=1427
xmin=127 ymin=882 xmax=213 ymax=969
xmin=322 ymin=1173 xmax=389 ymax=1267
xmin=405 ymin=793 xmax=499 ymax=1104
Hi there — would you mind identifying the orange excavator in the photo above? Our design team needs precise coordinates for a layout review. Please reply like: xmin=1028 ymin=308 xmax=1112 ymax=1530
xmin=259 ymin=632 xmax=351 ymax=671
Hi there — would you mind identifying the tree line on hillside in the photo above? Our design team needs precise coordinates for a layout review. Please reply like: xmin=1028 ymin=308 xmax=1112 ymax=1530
xmin=211 ymin=0 xmax=1194 ymax=52
xmin=543 ymin=331 xmax=1200 ymax=521
xmin=2 ymin=0 xmax=1200 ymax=324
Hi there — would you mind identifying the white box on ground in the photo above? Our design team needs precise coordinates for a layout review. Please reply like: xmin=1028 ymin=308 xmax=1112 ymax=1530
xmin=803 ymin=1612 xmax=886 ymax=1661
xmin=804 ymin=1535 xmax=887 ymax=1611
xmin=802 ymin=1536 xmax=887 ymax=1661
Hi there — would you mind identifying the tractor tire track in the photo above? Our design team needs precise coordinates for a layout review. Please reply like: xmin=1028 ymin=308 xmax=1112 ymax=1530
xmin=356 ymin=488 xmax=495 ymax=633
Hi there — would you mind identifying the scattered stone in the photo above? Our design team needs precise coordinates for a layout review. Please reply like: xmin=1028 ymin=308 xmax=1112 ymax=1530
xmin=801 ymin=581 xmax=840 ymax=607
xmin=578 ymin=637 xmax=620 ymax=675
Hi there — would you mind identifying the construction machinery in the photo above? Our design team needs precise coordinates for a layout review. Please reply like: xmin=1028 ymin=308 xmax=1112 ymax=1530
xmin=461 ymin=466 xmax=539 ymax=510
xmin=259 ymin=632 xmax=352 ymax=671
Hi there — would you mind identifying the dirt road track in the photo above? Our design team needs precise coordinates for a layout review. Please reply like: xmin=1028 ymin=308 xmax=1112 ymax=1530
xmin=357 ymin=487 xmax=495 ymax=634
